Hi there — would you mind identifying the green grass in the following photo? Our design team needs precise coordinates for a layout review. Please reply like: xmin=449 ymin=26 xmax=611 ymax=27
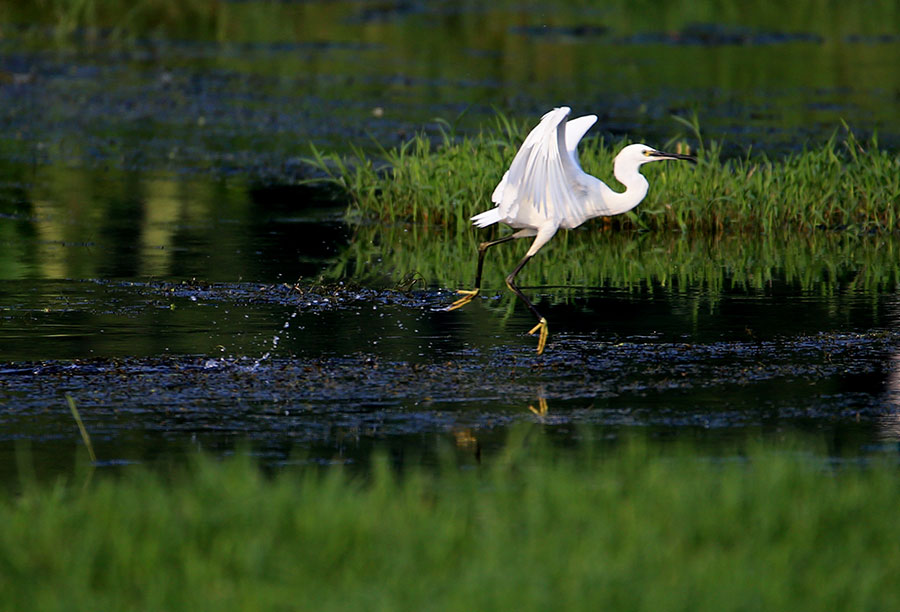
xmin=312 ymin=117 xmax=900 ymax=298
xmin=3 ymin=0 xmax=898 ymax=43
xmin=3 ymin=436 xmax=900 ymax=610
xmin=307 ymin=116 xmax=900 ymax=235
xmin=1 ymin=0 xmax=234 ymax=42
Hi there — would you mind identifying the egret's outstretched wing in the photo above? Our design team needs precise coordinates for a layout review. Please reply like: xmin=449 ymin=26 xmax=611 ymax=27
xmin=490 ymin=171 xmax=509 ymax=205
xmin=490 ymin=113 xmax=595 ymax=206
xmin=564 ymin=114 xmax=597 ymax=166
xmin=490 ymin=107 xmax=595 ymax=230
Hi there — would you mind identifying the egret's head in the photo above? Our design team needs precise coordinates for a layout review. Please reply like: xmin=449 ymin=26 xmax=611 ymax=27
xmin=616 ymin=144 xmax=696 ymax=169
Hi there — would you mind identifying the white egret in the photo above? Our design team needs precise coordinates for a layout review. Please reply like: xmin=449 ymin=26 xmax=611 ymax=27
xmin=446 ymin=106 xmax=695 ymax=354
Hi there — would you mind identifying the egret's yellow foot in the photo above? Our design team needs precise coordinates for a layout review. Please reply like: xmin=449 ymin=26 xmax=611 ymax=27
xmin=528 ymin=396 xmax=548 ymax=417
xmin=446 ymin=288 xmax=479 ymax=311
xmin=528 ymin=317 xmax=549 ymax=355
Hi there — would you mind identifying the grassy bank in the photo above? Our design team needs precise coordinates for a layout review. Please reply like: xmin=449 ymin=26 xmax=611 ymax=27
xmin=3 ymin=438 xmax=900 ymax=610
xmin=321 ymin=118 xmax=900 ymax=293
xmin=308 ymin=118 xmax=900 ymax=234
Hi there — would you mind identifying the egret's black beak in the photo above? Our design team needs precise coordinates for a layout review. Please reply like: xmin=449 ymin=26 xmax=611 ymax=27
xmin=648 ymin=150 xmax=697 ymax=164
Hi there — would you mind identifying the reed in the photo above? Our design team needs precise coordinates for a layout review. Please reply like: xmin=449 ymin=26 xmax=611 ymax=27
xmin=65 ymin=393 xmax=96 ymax=464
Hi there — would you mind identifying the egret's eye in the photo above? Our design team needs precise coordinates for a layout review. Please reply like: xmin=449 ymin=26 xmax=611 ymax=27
xmin=642 ymin=150 xmax=651 ymax=156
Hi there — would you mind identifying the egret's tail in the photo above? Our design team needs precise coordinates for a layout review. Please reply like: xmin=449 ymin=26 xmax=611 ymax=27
xmin=471 ymin=208 xmax=501 ymax=228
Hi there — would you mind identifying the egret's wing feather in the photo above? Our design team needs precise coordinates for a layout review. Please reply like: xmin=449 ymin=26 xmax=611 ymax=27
xmin=564 ymin=115 xmax=597 ymax=166
xmin=491 ymin=170 xmax=509 ymax=204
xmin=492 ymin=108 xmax=567 ymax=221
xmin=495 ymin=106 xmax=593 ymax=229
xmin=471 ymin=207 xmax=501 ymax=228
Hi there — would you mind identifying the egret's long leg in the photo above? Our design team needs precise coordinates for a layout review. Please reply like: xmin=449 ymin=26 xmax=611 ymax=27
xmin=445 ymin=234 xmax=517 ymax=311
xmin=505 ymin=254 xmax=548 ymax=355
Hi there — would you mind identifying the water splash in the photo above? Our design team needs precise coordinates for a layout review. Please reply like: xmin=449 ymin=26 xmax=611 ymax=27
xmin=253 ymin=309 xmax=301 ymax=370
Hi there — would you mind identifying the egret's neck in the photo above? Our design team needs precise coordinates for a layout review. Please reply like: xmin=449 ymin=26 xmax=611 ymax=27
xmin=590 ymin=163 xmax=649 ymax=218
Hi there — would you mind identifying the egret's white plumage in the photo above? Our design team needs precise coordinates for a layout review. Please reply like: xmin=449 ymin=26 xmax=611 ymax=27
xmin=480 ymin=110 xmax=599 ymax=229
xmin=449 ymin=106 xmax=694 ymax=354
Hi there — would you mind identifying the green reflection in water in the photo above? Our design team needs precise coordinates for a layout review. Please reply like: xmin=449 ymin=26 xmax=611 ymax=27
xmin=0 ymin=160 xmax=348 ymax=283
xmin=0 ymin=162 xmax=246 ymax=280
xmin=332 ymin=221 xmax=900 ymax=297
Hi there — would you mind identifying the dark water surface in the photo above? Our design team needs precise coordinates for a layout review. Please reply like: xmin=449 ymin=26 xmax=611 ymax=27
xmin=3 ymin=188 xmax=900 ymax=478
xmin=2 ymin=2 xmax=900 ymax=478
xmin=2 ymin=0 xmax=900 ymax=180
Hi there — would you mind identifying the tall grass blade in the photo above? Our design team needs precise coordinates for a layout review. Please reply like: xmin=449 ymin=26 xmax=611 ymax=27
xmin=66 ymin=393 xmax=97 ymax=464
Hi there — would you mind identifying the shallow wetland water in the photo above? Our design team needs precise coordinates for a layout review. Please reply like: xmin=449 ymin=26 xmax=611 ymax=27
xmin=3 ymin=178 xmax=900 ymax=479
xmin=2 ymin=2 xmax=900 ymax=479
